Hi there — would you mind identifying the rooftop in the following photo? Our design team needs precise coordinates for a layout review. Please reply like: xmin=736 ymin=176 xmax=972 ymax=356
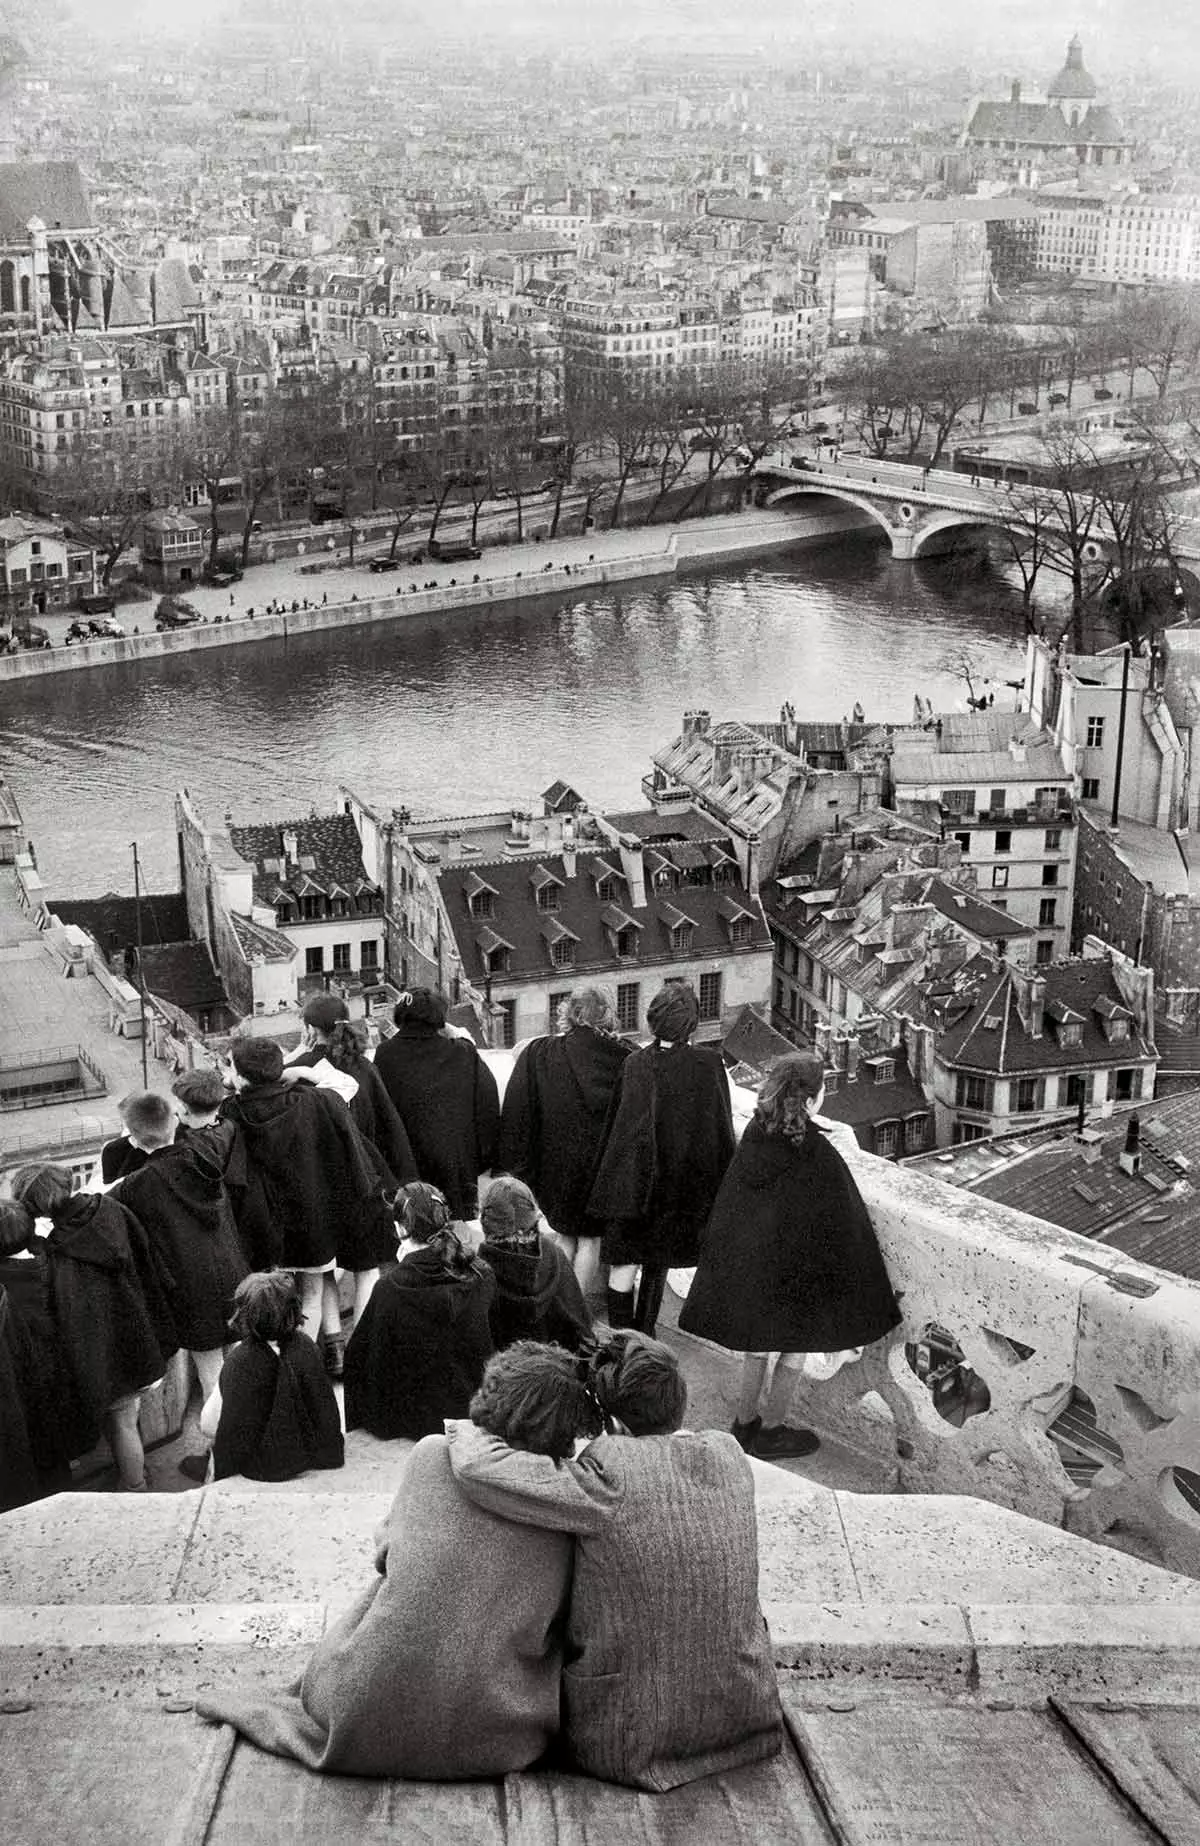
xmin=891 ymin=713 xmax=1068 ymax=788
xmin=1079 ymin=808 xmax=1200 ymax=901
xmin=227 ymin=815 xmax=375 ymax=911
xmin=935 ymin=959 xmax=1154 ymax=1076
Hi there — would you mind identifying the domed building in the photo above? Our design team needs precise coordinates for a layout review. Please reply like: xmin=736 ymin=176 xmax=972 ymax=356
xmin=964 ymin=35 xmax=1132 ymax=176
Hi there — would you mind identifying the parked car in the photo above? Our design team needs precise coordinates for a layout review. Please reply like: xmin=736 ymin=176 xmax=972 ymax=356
xmin=368 ymin=555 xmax=400 ymax=573
xmin=78 ymin=593 xmax=116 ymax=617
xmin=1017 ymin=401 xmax=1038 ymax=415
xmin=89 ymin=615 xmax=124 ymax=638
xmin=155 ymin=597 xmax=202 ymax=631
xmin=1093 ymin=386 xmax=1114 ymax=400
xmin=1048 ymin=392 xmax=1068 ymax=407
xmin=204 ymin=552 xmax=243 ymax=587
xmin=789 ymin=455 xmax=816 ymax=471
xmin=65 ymin=620 xmax=93 ymax=645
xmin=429 ymin=538 xmax=482 ymax=563
xmin=17 ymin=626 xmax=51 ymax=649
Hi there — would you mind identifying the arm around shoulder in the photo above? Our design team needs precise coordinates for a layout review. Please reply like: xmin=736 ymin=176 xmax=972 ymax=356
xmin=444 ymin=1419 xmax=620 ymax=1534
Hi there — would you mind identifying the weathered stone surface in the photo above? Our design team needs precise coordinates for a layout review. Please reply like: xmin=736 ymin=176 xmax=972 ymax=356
xmin=970 ymin=1602 xmax=1200 ymax=1703
xmin=769 ymin=1603 xmax=974 ymax=1689
xmin=754 ymin=1494 xmax=861 ymax=1605
xmin=173 ymin=1493 xmax=392 ymax=1605
xmin=0 ymin=1494 xmax=200 ymax=1604
xmin=834 ymin=1490 xmax=1200 ymax=1606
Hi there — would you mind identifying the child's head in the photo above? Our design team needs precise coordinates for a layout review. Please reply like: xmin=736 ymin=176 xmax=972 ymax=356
xmin=325 ymin=1017 xmax=370 ymax=1072
xmin=171 ymin=1068 xmax=227 ymax=1126
xmin=302 ymin=993 xmax=349 ymax=1045
xmin=229 ymin=1037 xmax=284 ymax=1089
xmin=119 ymin=1090 xmax=177 ymax=1152
xmin=9 ymin=1164 xmax=73 ymax=1220
xmin=229 ymin=1269 xmax=302 ymax=1342
xmin=754 ymin=1051 xmax=827 ymax=1143
xmin=479 ymin=1176 xmax=541 ymax=1251
xmin=394 ymin=1181 xmax=452 ymax=1244
xmin=588 ymin=1330 xmax=687 ymax=1436
xmin=470 ymin=1340 xmax=605 ymax=1461
xmin=0 ymin=1198 xmax=35 ymax=1257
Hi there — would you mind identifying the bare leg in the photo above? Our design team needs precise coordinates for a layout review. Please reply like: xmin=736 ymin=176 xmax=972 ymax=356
xmin=608 ymin=1263 xmax=638 ymax=1293
xmin=573 ymin=1236 xmax=601 ymax=1297
xmin=320 ymin=1272 xmax=343 ymax=1338
xmin=762 ymin=1352 xmax=807 ymax=1427
xmin=297 ymin=1270 xmax=324 ymax=1342
xmin=352 ymin=1267 xmax=380 ymax=1327
xmin=104 ymin=1394 xmax=145 ymax=1490
xmin=737 ymin=1354 xmax=771 ymax=1424
xmin=191 ymin=1347 xmax=224 ymax=1405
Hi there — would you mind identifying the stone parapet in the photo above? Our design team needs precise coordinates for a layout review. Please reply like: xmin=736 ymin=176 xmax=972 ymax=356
xmin=774 ymin=1153 xmax=1200 ymax=1577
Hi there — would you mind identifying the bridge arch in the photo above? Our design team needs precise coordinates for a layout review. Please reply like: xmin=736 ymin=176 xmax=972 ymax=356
xmin=761 ymin=481 xmax=898 ymax=547
xmin=908 ymin=509 xmax=1008 ymax=559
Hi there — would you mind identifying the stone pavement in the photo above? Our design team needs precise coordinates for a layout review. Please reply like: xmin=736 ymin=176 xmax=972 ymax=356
xmin=6 ymin=1459 xmax=1200 ymax=1842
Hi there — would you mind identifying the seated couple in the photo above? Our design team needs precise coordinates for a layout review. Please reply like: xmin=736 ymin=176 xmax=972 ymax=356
xmin=198 ymin=1334 xmax=782 ymax=1793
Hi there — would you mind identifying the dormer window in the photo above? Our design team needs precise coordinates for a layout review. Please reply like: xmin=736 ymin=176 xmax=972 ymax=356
xmin=718 ymin=892 xmax=756 ymax=946
xmin=465 ymin=870 xmax=498 ymax=920
xmin=551 ymin=937 xmax=576 ymax=968
xmin=301 ymin=894 xmax=325 ymax=921
xmin=275 ymin=902 xmax=296 ymax=926
xmin=595 ymin=876 xmax=616 ymax=902
xmin=537 ymin=882 xmax=560 ymax=912
xmin=729 ymin=916 xmax=753 ymax=946
xmin=616 ymin=926 xmax=639 ymax=958
xmin=477 ymin=924 xmax=513 ymax=977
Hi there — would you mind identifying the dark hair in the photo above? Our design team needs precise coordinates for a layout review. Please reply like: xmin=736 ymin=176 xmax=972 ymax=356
xmin=302 ymin=993 xmax=349 ymax=1036
xmin=171 ymin=1068 xmax=227 ymax=1114
xmin=393 ymin=987 xmax=447 ymax=1030
xmin=229 ymin=1269 xmax=303 ymax=1342
xmin=9 ymin=1164 xmax=74 ymax=1219
xmin=470 ymin=1341 xmax=605 ymax=1461
xmin=646 ymin=981 xmax=700 ymax=1044
xmin=231 ymin=1038 xmax=284 ymax=1085
xmin=754 ymin=1051 xmax=825 ymax=1147
xmin=119 ymin=1090 xmax=176 ymax=1148
xmin=589 ymin=1330 xmax=686 ymax=1435
xmin=0 ymin=1198 xmax=34 ymax=1257
xmin=326 ymin=1017 xmax=370 ymax=1072
xmin=395 ymin=1180 xmax=483 ymax=1279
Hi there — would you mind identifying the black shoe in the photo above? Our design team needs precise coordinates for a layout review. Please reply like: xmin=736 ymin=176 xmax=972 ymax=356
xmin=323 ymin=1334 xmax=345 ymax=1381
xmin=178 ymin=1452 xmax=210 ymax=1482
xmin=754 ymin=1424 xmax=821 ymax=1459
xmin=731 ymin=1416 xmax=762 ymax=1453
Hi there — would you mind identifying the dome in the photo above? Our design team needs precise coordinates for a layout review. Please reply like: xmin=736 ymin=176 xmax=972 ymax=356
xmin=1046 ymin=34 xmax=1098 ymax=101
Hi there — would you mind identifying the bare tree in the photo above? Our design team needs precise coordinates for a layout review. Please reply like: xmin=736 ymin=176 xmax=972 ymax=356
xmin=597 ymin=377 xmax=664 ymax=530
xmin=53 ymin=435 xmax=180 ymax=586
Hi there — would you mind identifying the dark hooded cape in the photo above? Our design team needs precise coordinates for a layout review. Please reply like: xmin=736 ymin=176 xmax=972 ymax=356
xmin=480 ymin=1231 xmax=592 ymax=1354
xmin=344 ymin=1246 xmax=495 ymax=1441
xmin=212 ymin=1332 xmax=344 ymax=1482
xmin=373 ymin=1025 xmax=500 ymax=1220
xmin=679 ymin=1120 xmax=903 ymax=1353
xmin=44 ymin=1193 xmax=177 ymax=1412
xmin=114 ymin=1140 xmax=249 ymax=1352
xmin=0 ymin=1253 xmax=92 ymax=1483
xmin=222 ymin=1080 xmax=382 ymax=1271
xmin=589 ymin=1043 xmax=737 ymax=1268
xmin=289 ymin=1048 xmax=417 ymax=1188
xmin=497 ymin=1027 xmax=632 ymax=1242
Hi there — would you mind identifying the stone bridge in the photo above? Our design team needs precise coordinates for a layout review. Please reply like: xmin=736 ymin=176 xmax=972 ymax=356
xmin=754 ymin=455 xmax=1055 ymax=561
xmin=755 ymin=454 xmax=1200 ymax=565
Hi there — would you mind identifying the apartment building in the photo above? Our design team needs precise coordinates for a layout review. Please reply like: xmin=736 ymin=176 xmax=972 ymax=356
xmin=890 ymin=712 xmax=1077 ymax=965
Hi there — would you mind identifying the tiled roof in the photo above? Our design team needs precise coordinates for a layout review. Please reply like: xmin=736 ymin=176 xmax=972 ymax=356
xmin=936 ymin=961 xmax=1154 ymax=1076
xmin=923 ymin=877 xmax=1032 ymax=941
xmin=439 ymin=846 xmax=770 ymax=984
xmin=136 ymin=941 xmax=227 ymax=1013
xmin=891 ymin=714 xmax=1068 ymax=788
xmin=823 ymin=1055 xmax=931 ymax=1137
xmin=926 ymin=1091 xmax=1200 ymax=1281
xmin=50 ymin=893 xmax=191 ymax=956
xmin=0 ymin=160 xmax=92 ymax=239
xmin=230 ymin=913 xmax=296 ymax=963
xmin=228 ymin=814 xmax=372 ymax=908
xmin=721 ymin=1003 xmax=798 ymax=1075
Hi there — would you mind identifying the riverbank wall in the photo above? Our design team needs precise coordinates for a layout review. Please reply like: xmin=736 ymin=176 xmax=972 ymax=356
xmin=0 ymin=506 xmax=869 ymax=684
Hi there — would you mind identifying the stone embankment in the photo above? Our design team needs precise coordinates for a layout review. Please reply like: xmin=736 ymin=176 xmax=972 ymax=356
xmin=0 ymin=505 xmax=869 ymax=683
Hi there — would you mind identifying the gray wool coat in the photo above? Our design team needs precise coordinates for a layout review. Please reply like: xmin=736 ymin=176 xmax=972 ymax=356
xmin=445 ymin=1422 xmax=783 ymax=1793
xmin=195 ymin=1434 xmax=572 ymax=1779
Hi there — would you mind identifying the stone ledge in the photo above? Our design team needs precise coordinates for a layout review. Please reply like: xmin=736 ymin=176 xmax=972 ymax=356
xmin=968 ymin=1602 xmax=1200 ymax=1703
xmin=0 ymin=1602 xmax=327 ymax=1646
xmin=766 ymin=1601 xmax=974 ymax=1687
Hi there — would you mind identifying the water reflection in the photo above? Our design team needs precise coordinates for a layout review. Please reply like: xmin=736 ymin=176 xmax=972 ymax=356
xmin=1 ymin=541 xmax=1029 ymax=893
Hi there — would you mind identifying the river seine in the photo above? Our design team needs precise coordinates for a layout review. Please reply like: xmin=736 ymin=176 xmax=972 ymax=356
xmin=1 ymin=538 xmax=1032 ymax=895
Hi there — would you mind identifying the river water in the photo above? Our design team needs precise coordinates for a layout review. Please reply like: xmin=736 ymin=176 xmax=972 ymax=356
xmin=0 ymin=537 xmax=1032 ymax=895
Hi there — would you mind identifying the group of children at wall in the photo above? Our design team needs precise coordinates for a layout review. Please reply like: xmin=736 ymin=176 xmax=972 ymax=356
xmin=0 ymin=994 xmax=592 ymax=1503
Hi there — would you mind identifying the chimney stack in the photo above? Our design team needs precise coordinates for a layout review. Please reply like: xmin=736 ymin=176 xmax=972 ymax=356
xmin=1028 ymin=974 xmax=1046 ymax=1040
xmin=1119 ymin=1114 xmax=1142 ymax=1178
xmin=1011 ymin=79 xmax=1021 ymax=104
xmin=281 ymin=827 xmax=299 ymax=866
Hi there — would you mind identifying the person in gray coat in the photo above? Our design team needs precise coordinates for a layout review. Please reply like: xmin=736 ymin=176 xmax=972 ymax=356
xmin=447 ymin=1332 xmax=782 ymax=1793
xmin=195 ymin=1342 xmax=602 ymax=1779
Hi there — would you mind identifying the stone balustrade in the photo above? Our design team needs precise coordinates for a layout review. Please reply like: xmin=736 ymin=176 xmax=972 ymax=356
xmin=788 ymin=1152 xmax=1200 ymax=1578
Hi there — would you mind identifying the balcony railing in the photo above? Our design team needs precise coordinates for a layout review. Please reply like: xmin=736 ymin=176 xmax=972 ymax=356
xmin=781 ymin=1151 xmax=1200 ymax=1579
